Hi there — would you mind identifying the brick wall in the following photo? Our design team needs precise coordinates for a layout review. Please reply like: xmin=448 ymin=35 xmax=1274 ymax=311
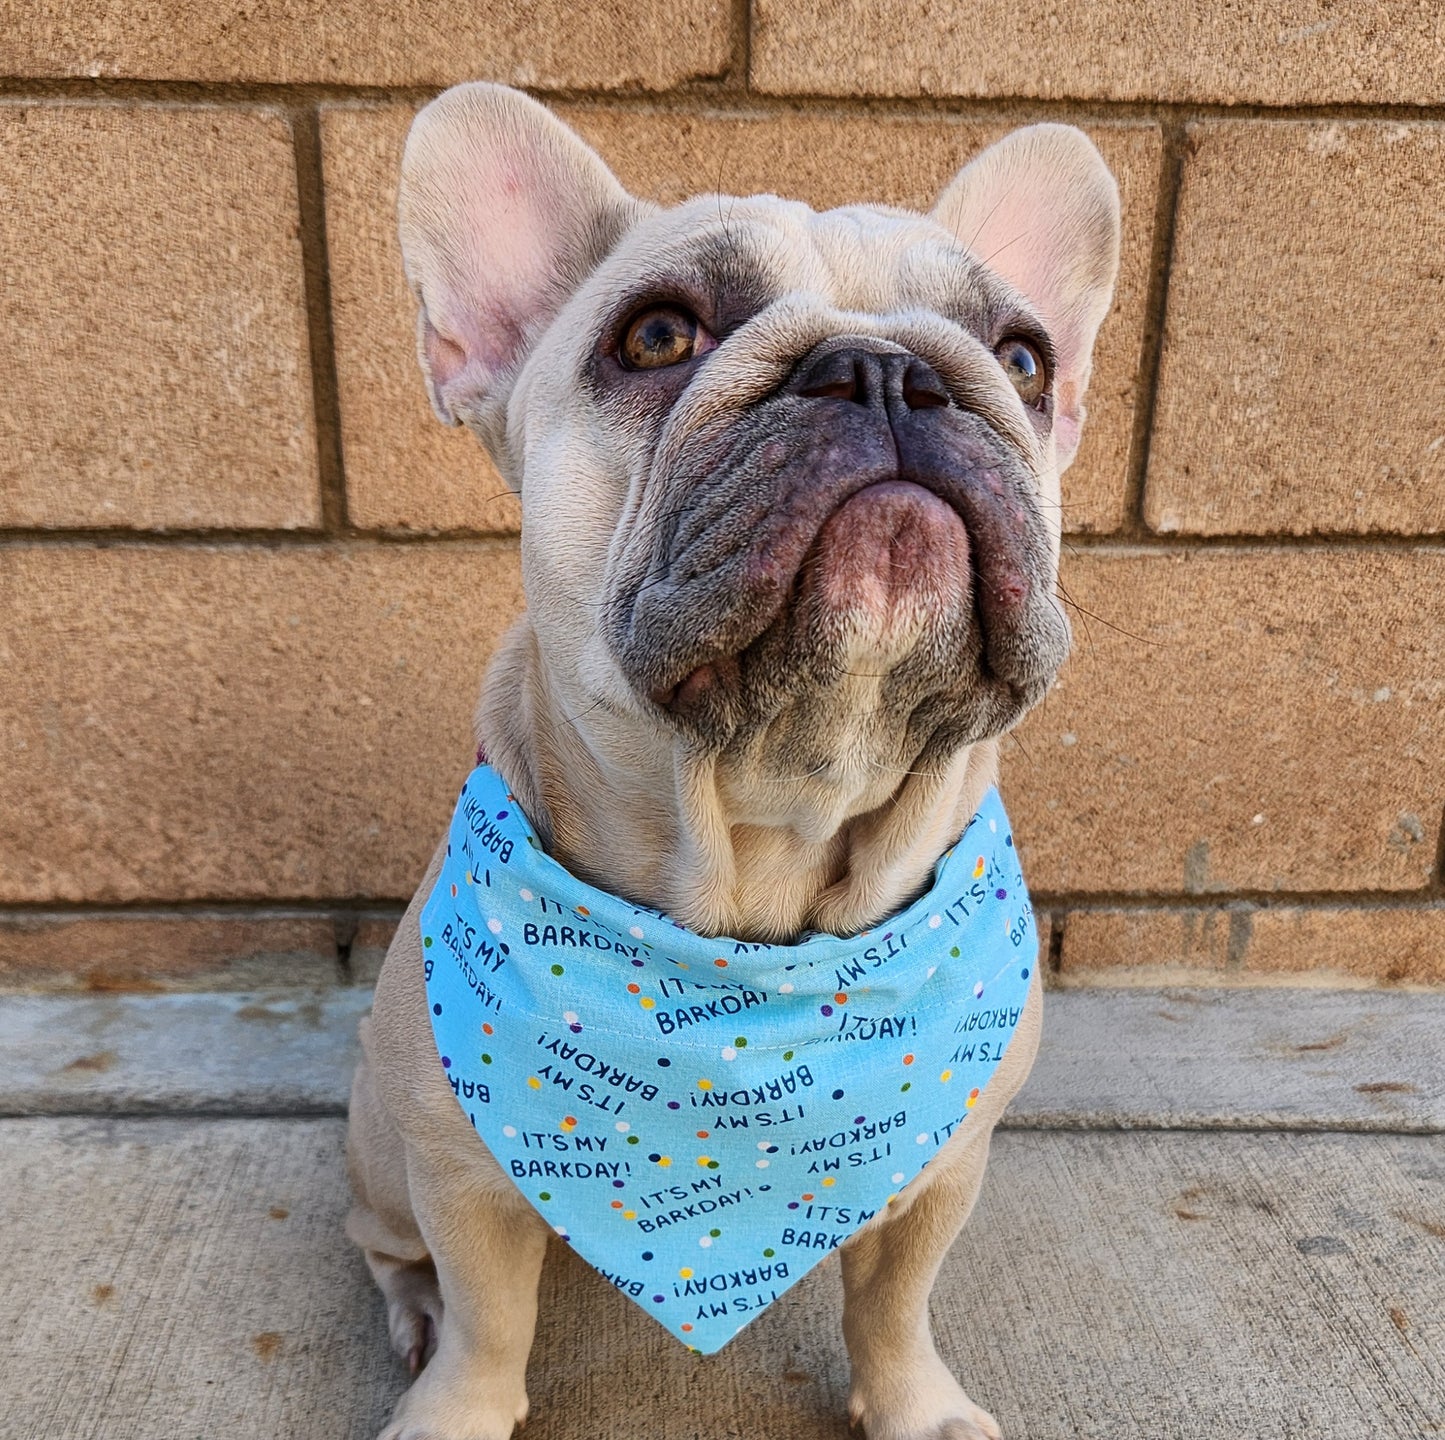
xmin=2 ymin=3 xmax=1442 ymax=991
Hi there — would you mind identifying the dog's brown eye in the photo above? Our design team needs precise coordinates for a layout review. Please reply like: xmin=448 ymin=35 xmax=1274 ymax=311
xmin=620 ymin=306 xmax=705 ymax=370
xmin=995 ymin=336 xmax=1048 ymax=406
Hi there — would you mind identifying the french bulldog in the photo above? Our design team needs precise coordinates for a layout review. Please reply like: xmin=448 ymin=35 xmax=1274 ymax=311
xmin=346 ymin=83 xmax=1119 ymax=1440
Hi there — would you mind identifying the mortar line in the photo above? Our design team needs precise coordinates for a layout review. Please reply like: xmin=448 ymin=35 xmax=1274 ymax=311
xmin=1433 ymin=801 xmax=1445 ymax=895
xmin=737 ymin=0 xmax=753 ymax=93
xmin=7 ymin=78 xmax=1445 ymax=125
xmin=2 ymin=892 xmax=1441 ymax=922
xmin=1118 ymin=118 xmax=1186 ymax=538
xmin=2 ymin=528 xmax=1442 ymax=552
xmin=290 ymin=105 xmax=349 ymax=531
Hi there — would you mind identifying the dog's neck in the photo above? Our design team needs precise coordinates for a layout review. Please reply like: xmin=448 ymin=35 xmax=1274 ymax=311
xmin=477 ymin=623 xmax=1001 ymax=943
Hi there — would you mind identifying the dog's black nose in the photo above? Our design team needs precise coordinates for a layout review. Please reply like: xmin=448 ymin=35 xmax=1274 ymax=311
xmin=790 ymin=346 xmax=951 ymax=412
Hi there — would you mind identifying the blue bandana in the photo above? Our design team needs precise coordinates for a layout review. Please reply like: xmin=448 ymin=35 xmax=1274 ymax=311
xmin=421 ymin=765 xmax=1034 ymax=1354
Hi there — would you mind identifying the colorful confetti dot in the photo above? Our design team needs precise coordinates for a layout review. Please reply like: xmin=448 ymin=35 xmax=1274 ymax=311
xmin=627 ymin=983 xmax=641 ymax=994
xmin=630 ymin=925 xmax=645 ymax=939
xmin=916 ymin=1132 xmax=929 ymax=1144
xmin=966 ymin=1087 xmax=981 ymax=1108
xmin=696 ymin=1130 xmax=710 ymax=1139
xmin=657 ymin=1057 xmax=671 ymax=1068
xmin=974 ymin=981 xmax=985 ymax=998
xmin=550 ymin=964 xmax=564 ymax=976
xmin=903 ymin=1053 xmax=915 ymax=1066
xmin=681 ymin=1323 xmax=693 ymax=1332
xmin=820 ymin=1005 xmax=834 ymax=1017
xmin=623 ymin=1210 xmax=636 ymax=1220
xmin=627 ymin=1135 xmax=639 ymax=1145
xmin=538 ymin=1191 xmax=551 ymax=1201
xmin=734 ymin=1036 xmax=747 ymax=1048
xmin=901 ymin=1082 xmax=912 ymax=1092
xmin=482 ymin=1023 xmax=494 ymax=1036
xmin=713 ymin=958 xmax=728 ymax=968
xmin=697 ymin=1156 xmax=712 ymax=1167
xmin=432 ymin=1003 xmax=442 ymax=1016
xmin=801 ymin=1193 xmax=814 ymax=1202
xmin=575 ymin=906 xmax=590 ymax=918
xmin=611 ymin=1200 xmax=623 ymax=1210
xmin=928 ymin=913 xmax=942 ymax=928
xmin=481 ymin=1053 xmax=492 ymax=1065
xmin=502 ymin=1125 xmax=517 ymax=1138
xmin=639 ymin=997 xmax=655 ymax=1010
xmin=721 ymin=1046 xmax=738 ymax=1061
xmin=423 ymin=936 xmax=433 ymax=949
xmin=763 ymin=1248 xmax=775 ymax=1258
xmin=892 ymin=1171 xmax=905 ymax=1184
xmin=756 ymin=1159 xmax=770 ymax=1169
xmin=450 ymin=884 xmax=458 ymax=898
xmin=441 ymin=1056 xmax=452 ymax=1069
xmin=973 ymin=856 xmax=985 ymax=877
xmin=487 ymin=917 xmax=503 ymax=935
xmin=564 ymin=1011 xmax=579 ymax=1024
xmin=697 ymin=1079 xmax=713 ymax=1091
xmin=519 ymin=888 xmax=534 ymax=901
xmin=831 ymin=1088 xmax=845 ymax=1099
xmin=699 ymin=1236 xmax=713 ymax=1248
xmin=940 ymin=1069 xmax=953 ymax=1083
xmin=679 ymin=1267 xmax=693 ymax=1278
xmin=527 ymin=1076 xmax=541 ymax=1089
xmin=779 ymin=983 xmax=794 ymax=994
xmin=822 ymin=1177 xmax=836 ymax=1188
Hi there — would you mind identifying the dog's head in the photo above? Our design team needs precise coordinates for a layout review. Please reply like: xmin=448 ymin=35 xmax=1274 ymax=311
xmin=400 ymin=86 xmax=1118 ymax=848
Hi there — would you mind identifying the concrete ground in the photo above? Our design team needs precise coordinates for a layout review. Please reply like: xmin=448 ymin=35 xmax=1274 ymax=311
xmin=2 ymin=986 xmax=1441 ymax=1439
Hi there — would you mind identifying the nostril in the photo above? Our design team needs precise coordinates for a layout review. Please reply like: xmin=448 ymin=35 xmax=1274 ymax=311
xmin=796 ymin=349 xmax=861 ymax=403
xmin=901 ymin=359 xmax=950 ymax=411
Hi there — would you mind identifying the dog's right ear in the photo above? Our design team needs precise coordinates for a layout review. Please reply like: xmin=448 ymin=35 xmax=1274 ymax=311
xmin=399 ymin=84 xmax=637 ymax=436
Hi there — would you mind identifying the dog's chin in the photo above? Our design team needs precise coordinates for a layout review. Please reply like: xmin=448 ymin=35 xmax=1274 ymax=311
xmin=646 ymin=481 xmax=977 ymax=732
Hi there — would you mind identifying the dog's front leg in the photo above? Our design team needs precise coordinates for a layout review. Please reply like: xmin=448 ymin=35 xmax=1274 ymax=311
xmin=841 ymin=1119 xmax=1002 ymax=1440
xmin=379 ymin=1141 xmax=549 ymax=1440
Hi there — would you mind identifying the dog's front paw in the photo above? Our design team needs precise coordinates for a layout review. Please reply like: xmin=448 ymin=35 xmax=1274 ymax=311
xmin=375 ymin=1361 xmax=529 ymax=1440
xmin=849 ymin=1356 xmax=1002 ymax=1440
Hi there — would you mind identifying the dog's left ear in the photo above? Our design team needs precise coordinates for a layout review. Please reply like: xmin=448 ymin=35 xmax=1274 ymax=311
xmin=932 ymin=125 xmax=1120 ymax=469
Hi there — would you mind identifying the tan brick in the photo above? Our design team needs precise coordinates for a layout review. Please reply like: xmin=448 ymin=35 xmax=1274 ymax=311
xmin=1062 ymin=904 xmax=1445 ymax=985
xmin=0 ymin=0 xmax=731 ymax=87
xmin=0 ymin=543 xmax=522 ymax=903
xmin=1244 ymin=905 xmax=1445 ymax=984
xmin=0 ymin=914 xmax=340 ymax=991
xmin=1148 ymin=123 xmax=1445 ymax=537
xmin=325 ymin=104 xmax=1158 ymax=533
xmin=0 ymin=104 xmax=319 ymax=530
xmin=752 ymin=1 xmax=1445 ymax=106
xmin=1061 ymin=908 xmax=1238 ymax=974
xmin=1002 ymin=549 xmax=1445 ymax=894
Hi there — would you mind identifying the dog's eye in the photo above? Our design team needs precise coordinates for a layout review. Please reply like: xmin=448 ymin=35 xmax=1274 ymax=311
xmin=619 ymin=306 xmax=710 ymax=370
xmin=995 ymin=336 xmax=1048 ymax=406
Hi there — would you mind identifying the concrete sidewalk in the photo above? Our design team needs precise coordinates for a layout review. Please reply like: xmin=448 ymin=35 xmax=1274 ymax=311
xmin=3 ymin=988 xmax=1442 ymax=1439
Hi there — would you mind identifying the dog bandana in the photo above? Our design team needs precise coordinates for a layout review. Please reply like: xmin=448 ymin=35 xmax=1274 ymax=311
xmin=421 ymin=764 xmax=1035 ymax=1354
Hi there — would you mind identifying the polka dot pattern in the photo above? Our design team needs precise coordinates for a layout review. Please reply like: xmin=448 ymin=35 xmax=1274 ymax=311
xmin=420 ymin=761 xmax=1035 ymax=1357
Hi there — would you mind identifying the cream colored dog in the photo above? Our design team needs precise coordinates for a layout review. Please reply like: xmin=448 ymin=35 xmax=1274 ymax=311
xmin=347 ymin=84 xmax=1119 ymax=1440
